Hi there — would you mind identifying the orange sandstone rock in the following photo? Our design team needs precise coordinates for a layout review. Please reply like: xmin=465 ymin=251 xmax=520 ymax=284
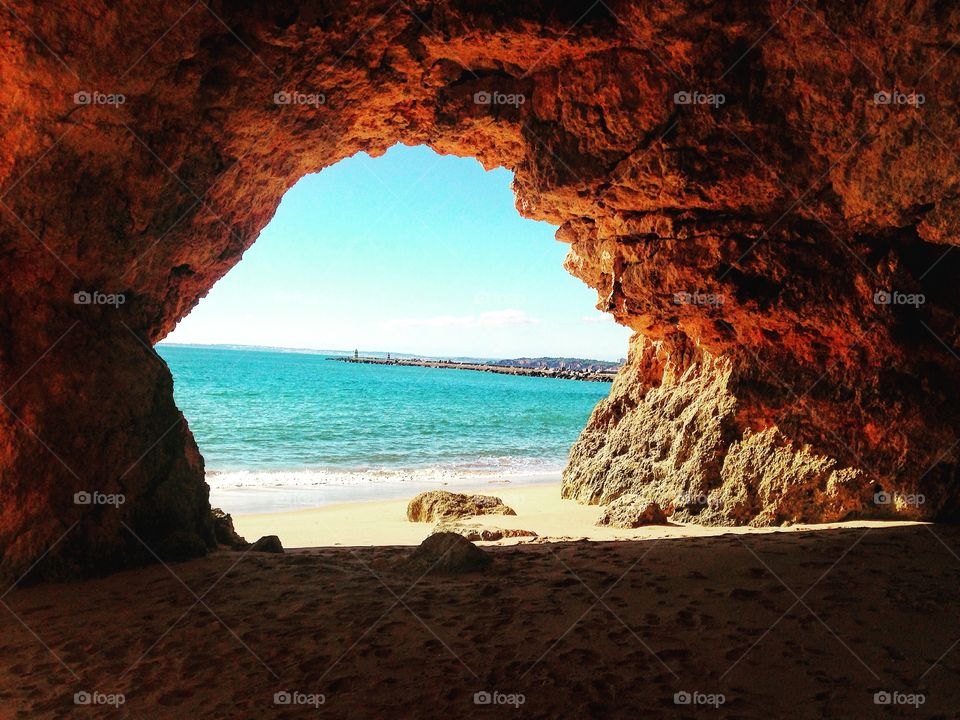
xmin=1 ymin=1 xmax=959 ymax=578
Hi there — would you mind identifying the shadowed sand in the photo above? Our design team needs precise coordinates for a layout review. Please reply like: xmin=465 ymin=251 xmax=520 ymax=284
xmin=2 ymin=523 xmax=958 ymax=717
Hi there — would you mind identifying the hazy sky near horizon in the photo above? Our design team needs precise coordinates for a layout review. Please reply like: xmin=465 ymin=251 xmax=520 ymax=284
xmin=163 ymin=144 xmax=632 ymax=360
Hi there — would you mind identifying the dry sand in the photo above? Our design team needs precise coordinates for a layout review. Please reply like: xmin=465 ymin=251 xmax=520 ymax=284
xmin=230 ymin=482 xmax=921 ymax=548
xmin=1 ymin=487 xmax=957 ymax=718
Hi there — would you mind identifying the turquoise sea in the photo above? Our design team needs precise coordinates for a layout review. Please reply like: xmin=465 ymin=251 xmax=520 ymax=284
xmin=158 ymin=345 xmax=611 ymax=513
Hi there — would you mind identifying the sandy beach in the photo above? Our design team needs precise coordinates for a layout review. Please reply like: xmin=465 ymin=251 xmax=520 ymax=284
xmin=2 ymin=523 xmax=958 ymax=718
xmin=228 ymin=482 xmax=922 ymax=549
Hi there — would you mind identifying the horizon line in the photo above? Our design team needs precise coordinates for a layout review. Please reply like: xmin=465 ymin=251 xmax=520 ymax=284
xmin=156 ymin=341 xmax=624 ymax=364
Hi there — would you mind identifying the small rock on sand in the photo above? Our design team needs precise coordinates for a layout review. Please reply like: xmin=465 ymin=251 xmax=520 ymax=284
xmin=433 ymin=523 xmax=537 ymax=542
xmin=409 ymin=532 xmax=491 ymax=573
xmin=211 ymin=507 xmax=249 ymax=548
xmin=250 ymin=535 xmax=284 ymax=553
xmin=596 ymin=495 xmax=669 ymax=528
xmin=407 ymin=490 xmax=516 ymax=523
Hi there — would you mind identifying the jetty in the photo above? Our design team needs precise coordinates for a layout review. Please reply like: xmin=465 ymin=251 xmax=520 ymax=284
xmin=331 ymin=355 xmax=617 ymax=382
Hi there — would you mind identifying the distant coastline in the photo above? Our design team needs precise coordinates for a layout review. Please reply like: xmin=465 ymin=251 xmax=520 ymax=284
xmin=157 ymin=341 xmax=625 ymax=367
xmin=332 ymin=355 xmax=618 ymax=382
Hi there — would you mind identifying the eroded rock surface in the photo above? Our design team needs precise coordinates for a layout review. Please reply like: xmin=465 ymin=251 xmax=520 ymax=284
xmin=433 ymin=523 xmax=537 ymax=542
xmin=564 ymin=336 xmax=876 ymax=526
xmin=211 ymin=507 xmax=248 ymax=549
xmin=2 ymin=0 xmax=960 ymax=578
xmin=409 ymin=532 xmax=491 ymax=574
xmin=596 ymin=495 xmax=669 ymax=528
xmin=250 ymin=535 xmax=284 ymax=554
xmin=407 ymin=491 xmax=517 ymax=523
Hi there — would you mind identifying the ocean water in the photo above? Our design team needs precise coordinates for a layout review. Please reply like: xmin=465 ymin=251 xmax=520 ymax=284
xmin=158 ymin=345 xmax=610 ymax=513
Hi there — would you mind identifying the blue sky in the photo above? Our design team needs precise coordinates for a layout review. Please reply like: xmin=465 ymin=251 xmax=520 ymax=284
xmin=163 ymin=144 xmax=632 ymax=360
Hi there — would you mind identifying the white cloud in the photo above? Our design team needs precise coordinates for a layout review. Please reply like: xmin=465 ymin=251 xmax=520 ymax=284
xmin=386 ymin=308 xmax=539 ymax=329
xmin=581 ymin=313 xmax=614 ymax=324
xmin=478 ymin=309 xmax=539 ymax=326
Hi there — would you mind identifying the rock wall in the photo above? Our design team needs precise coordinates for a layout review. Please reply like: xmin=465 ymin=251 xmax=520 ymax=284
xmin=563 ymin=335 xmax=876 ymax=526
xmin=1 ymin=0 xmax=959 ymax=577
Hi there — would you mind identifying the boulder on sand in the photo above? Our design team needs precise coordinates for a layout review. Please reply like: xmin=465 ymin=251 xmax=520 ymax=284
xmin=250 ymin=535 xmax=284 ymax=553
xmin=596 ymin=495 xmax=669 ymax=528
xmin=211 ymin=507 xmax=249 ymax=548
xmin=406 ymin=490 xmax=516 ymax=523
xmin=409 ymin=532 xmax=491 ymax=573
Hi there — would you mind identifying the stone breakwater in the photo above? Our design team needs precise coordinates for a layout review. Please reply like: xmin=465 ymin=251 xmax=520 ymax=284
xmin=331 ymin=357 xmax=616 ymax=382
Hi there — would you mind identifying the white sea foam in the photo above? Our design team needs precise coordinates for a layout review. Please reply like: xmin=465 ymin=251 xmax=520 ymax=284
xmin=206 ymin=458 xmax=564 ymax=490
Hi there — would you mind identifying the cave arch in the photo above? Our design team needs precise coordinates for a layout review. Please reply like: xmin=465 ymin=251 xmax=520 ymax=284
xmin=160 ymin=144 xmax=628 ymax=512
xmin=2 ymin=0 xmax=959 ymax=579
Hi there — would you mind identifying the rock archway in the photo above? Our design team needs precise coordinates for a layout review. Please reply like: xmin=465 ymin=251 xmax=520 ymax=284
xmin=2 ymin=0 xmax=959 ymax=579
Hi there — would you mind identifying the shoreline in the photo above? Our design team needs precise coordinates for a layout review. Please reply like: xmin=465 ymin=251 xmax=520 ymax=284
xmin=209 ymin=468 xmax=562 ymax=515
xmin=229 ymin=482 xmax=921 ymax=549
